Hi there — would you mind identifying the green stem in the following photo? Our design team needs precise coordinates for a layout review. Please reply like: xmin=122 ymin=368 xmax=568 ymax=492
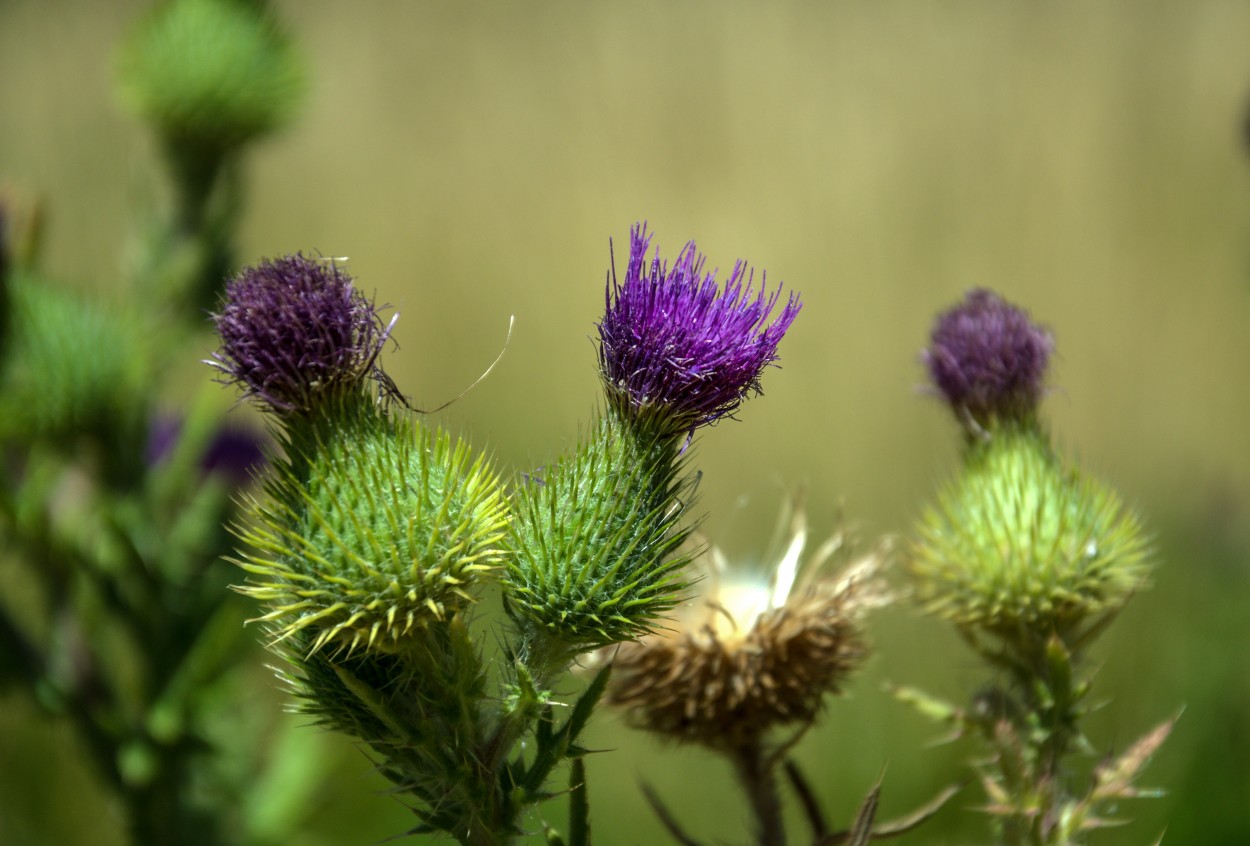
xmin=993 ymin=633 xmax=1083 ymax=846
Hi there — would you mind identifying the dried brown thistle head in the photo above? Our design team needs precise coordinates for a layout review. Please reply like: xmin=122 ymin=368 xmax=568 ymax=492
xmin=603 ymin=504 xmax=891 ymax=750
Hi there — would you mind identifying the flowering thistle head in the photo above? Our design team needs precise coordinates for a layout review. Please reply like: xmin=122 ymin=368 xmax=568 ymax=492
xmin=910 ymin=427 xmax=1150 ymax=646
xmin=597 ymin=224 xmax=801 ymax=434
xmin=234 ymin=410 xmax=508 ymax=656
xmin=209 ymin=254 xmax=399 ymax=414
xmin=605 ymin=502 xmax=889 ymax=749
xmin=923 ymin=289 xmax=1053 ymax=433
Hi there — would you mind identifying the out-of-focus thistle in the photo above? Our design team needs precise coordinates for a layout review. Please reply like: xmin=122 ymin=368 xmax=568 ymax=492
xmin=0 ymin=4 xmax=317 ymax=837
xmin=0 ymin=272 xmax=154 ymax=487
xmin=505 ymin=224 xmax=801 ymax=677
xmin=912 ymin=289 xmax=1150 ymax=652
xmin=116 ymin=0 xmax=306 ymax=314
xmin=902 ymin=289 xmax=1171 ymax=846
xmin=117 ymin=0 xmax=303 ymax=156
xmin=117 ymin=0 xmax=303 ymax=207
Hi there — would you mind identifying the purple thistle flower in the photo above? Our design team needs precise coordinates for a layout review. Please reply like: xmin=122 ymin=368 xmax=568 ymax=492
xmin=923 ymin=289 xmax=1053 ymax=427
xmin=208 ymin=254 xmax=399 ymax=412
xmin=597 ymin=224 xmax=801 ymax=432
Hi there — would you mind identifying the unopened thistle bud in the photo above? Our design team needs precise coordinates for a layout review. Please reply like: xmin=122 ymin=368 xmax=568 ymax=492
xmin=606 ymin=506 xmax=889 ymax=749
xmin=117 ymin=0 xmax=304 ymax=156
xmin=208 ymin=254 xmax=399 ymax=415
xmin=597 ymin=224 xmax=801 ymax=435
xmin=234 ymin=408 xmax=508 ymax=656
xmin=923 ymin=289 xmax=1053 ymax=434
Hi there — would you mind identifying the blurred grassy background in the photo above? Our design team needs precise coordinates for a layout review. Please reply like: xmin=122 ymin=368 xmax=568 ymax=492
xmin=3 ymin=0 xmax=1249 ymax=843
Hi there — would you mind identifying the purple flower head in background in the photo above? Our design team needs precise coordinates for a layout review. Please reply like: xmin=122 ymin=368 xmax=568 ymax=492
xmin=146 ymin=415 xmax=267 ymax=488
xmin=923 ymin=288 xmax=1053 ymax=428
xmin=597 ymin=224 xmax=801 ymax=433
xmin=208 ymin=254 xmax=399 ymax=412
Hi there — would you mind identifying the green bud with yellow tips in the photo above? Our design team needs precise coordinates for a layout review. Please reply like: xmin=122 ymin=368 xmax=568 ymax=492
xmin=234 ymin=403 xmax=508 ymax=657
xmin=911 ymin=424 xmax=1150 ymax=640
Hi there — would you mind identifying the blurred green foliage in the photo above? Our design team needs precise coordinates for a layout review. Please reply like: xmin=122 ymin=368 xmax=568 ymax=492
xmin=2 ymin=0 xmax=1247 ymax=843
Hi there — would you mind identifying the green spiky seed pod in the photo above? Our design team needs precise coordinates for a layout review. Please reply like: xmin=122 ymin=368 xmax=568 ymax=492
xmin=117 ymin=0 xmax=304 ymax=156
xmin=234 ymin=403 xmax=508 ymax=656
xmin=504 ymin=411 xmax=693 ymax=663
xmin=910 ymin=425 xmax=1150 ymax=643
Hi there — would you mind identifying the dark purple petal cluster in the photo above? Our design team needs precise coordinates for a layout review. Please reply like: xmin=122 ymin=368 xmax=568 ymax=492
xmin=209 ymin=254 xmax=396 ymax=412
xmin=597 ymin=224 xmax=801 ymax=431
xmin=924 ymin=289 xmax=1053 ymax=426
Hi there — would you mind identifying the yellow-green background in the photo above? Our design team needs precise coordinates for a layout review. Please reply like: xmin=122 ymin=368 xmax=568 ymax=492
xmin=2 ymin=1 xmax=1248 ymax=843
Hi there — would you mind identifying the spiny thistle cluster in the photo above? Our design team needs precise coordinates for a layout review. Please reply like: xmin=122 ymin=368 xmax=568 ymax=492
xmin=504 ymin=225 xmax=801 ymax=672
xmin=605 ymin=505 xmax=890 ymax=750
xmin=213 ymin=230 xmax=802 ymax=844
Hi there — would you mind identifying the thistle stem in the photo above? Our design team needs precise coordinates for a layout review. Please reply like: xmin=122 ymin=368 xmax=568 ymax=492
xmin=730 ymin=739 xmax=785 ymax=846
xmin=990 ymin=633 xmax=1084 ymax=846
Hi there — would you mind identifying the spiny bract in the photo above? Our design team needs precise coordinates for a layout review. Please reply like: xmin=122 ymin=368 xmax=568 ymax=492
xmin=504 ymin=414 xmax=692 ymax=649
xmin=911 ymin=426 xmax=1150 ymax=636
xmin=234 ymin=411 xmax=508 ymax=656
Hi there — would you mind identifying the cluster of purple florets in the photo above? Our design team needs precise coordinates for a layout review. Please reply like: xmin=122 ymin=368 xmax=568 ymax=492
xmin=924 ymin=288 xmax=1053 ymax=426
xmin=209 ymin=254 xmax=396 ymax=412
xmin=597 ymin=224 xmax=801 ymax=432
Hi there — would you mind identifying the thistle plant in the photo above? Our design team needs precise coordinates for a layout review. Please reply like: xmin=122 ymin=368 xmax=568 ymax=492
xmin=901 ymin=289 xmax=1172 ymax=845
xmin=213 ymin=226 xmax=801 ymax=844
xmin=0 ymin=3 xmax=318 ymax=843
xmin=9 ymin=4 xmax=1183 ymax=843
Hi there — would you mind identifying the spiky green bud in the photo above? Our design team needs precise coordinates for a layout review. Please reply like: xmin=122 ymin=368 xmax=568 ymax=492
xmin=910 ymin=425 xmax=1150 ymax=640
xmin=0 ymin=274 xmax=153 ymax=483
xmin=504 ymin=411 xmax=693 ymax=657
xmin=117 ymin=0 xmax=304 ymax=155
xmin=234 ymin=405 xmax=508 ymax=656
